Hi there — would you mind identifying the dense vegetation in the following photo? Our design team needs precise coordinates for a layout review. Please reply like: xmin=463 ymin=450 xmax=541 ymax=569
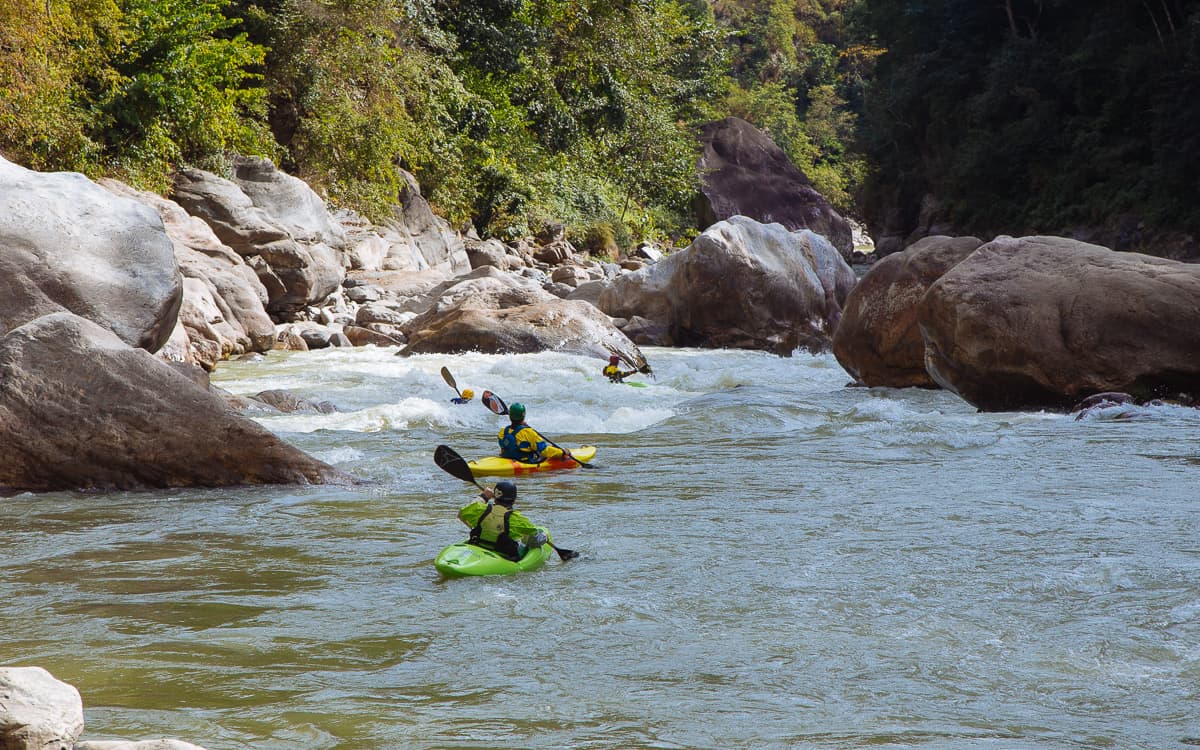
xmin=856 ymin=0 xmax=1200 ymax=244
xmin=3 ymin=1 xmax=1197 ymax=251
xmin=0 ymin=0 xmax=865 ymax=248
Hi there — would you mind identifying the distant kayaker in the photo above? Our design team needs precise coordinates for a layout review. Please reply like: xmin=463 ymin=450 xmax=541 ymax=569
xmin=450 ymin=388 xmax=474 ymax=405
xmin=458 ymin=480 xmax=549 ymax=561
xmin=603 ymin=355 xmax=638 ymax=383
xmin=497 ymin=402 xmax=573 ymax=464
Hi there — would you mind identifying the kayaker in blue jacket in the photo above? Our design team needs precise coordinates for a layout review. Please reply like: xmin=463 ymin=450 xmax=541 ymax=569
xmin=449 ymin=388 xmax=474 ymax=405
xmin=497 ymin=402 xmax=572 ymax=464
xmin=458 ymin=481 xmax=548 ymax=560
xmin=603 ymin=355 xmax=638 ymax=383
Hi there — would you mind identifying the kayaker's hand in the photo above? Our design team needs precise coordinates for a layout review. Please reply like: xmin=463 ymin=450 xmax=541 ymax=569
xmin=481 ymin=487 xmax=495 ymax=501
xmin=563 ymin=450 xmax=574 ymax=461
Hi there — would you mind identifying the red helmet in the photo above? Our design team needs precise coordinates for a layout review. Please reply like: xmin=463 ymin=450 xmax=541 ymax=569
xmin=609 ymin=355 xmax=620 ymax=364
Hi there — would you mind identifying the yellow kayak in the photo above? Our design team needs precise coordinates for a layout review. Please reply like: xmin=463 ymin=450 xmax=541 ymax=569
xmin=468 ymin=446 xmax=598 ymax=477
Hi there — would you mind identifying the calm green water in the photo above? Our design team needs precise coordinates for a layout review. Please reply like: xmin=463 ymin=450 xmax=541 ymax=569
xmin=3 ymin=347 xmax=1199 ymax=749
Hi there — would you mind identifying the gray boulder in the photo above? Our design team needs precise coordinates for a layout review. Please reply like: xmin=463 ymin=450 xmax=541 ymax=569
xmin=0 ymin=666 xmax=84 ymax=750
xmin=100 ymin=180 xmax=275 ymax=369
xmin=0 ymin=156 xmax=182 ymax=352
xmin=600 ymin=216 xmax=856 ymax=354
xmin=170 ymin=163 xmax=343 ymax=318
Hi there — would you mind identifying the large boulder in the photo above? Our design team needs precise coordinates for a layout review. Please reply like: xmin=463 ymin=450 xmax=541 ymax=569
xmin=100 ymin=180 xmax=275 ymax=369
xmin=697 ymin=117 xmax=853 ymax=260
xmin=378 ymin=169 xmax=470 ymax=273
xmin=833 ymin=235 xmax=983 ymax=387
xmin=170 ymin=162 xmax=343 ymax=318
xmin=0 ymin=666 xmax=84 ymax=750
xmin=400 ymin=270 xmax=639 ymax=358
xmin=0 ymin=156 xmax=182 ymax=352
xmin=919 ymin=236 xmax=1200 ymax=411
xmin=0 ymin=312 xmax=353 ymax=493
xmin=599 ymin=216 xmax=856 ymax=355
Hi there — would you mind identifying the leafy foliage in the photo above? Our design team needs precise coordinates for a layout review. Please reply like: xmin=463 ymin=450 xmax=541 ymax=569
xmin=0 ymin=0 xmax=272 ymax=189
xmin=714 ymin=0 xmax=876 ymax=213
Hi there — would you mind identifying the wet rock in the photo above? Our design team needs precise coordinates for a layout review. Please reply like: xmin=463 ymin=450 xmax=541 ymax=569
xmin=254 ymin=389 xmax=338 ymax=413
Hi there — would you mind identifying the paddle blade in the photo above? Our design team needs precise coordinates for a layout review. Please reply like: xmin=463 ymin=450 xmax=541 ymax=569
xmin=440 ymin=366 xmax=461 ymax=395
xmin=481 ymin=390 xmax=508 ymax=415
xmin=554 ymin=545 xmax=579 ymax=561
xmin=434 ymin=444 xmax=478 ymax=485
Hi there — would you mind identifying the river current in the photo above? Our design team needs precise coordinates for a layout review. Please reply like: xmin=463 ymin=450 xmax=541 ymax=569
xmin=2 ymin=346 xmax=1198 ymax=749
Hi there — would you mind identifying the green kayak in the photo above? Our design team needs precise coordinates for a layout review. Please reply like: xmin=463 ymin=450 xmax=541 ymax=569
xmin=435 ymin=527 xmax=554 ymax=577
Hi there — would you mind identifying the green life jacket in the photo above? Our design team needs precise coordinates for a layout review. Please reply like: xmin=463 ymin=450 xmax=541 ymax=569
xmin=469 ymin=504 xmax=520 ymax=560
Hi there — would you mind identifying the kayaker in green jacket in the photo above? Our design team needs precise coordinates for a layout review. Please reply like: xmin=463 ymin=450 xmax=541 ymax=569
xmin=458 ymin=481 xmax=548 ymax=560
xmin=497 ymin=402 xmax=572 ymax=464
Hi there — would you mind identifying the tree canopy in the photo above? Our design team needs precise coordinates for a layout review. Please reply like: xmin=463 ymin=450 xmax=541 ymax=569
xmin=3 ymin=1 xmax=1197 ymax=251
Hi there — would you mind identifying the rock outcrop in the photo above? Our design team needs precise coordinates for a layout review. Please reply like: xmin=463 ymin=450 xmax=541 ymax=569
xmin=0 ymin=667 xmax=84 ymax=750
xmin=100 ymin=180 xmax=275 ymax=370
xmin=170 ymin=160 xmax=344 ymax=318
xmin=600 ymin=216 xmax=856 ymax=355
xmin=0 ymin=313 xmax=352 ymax=493
xmin=0 ymin=156 xmax=182 ymax=352
xmin=919 ymin=236 xmax=1200 ymax=410
xmin=400 ymin=267 xmax=640 ymax=358
xmin=697 ymin=117 xmax=853 ymax=259
xmin=833 ymin=235 xmax=983 ymax=387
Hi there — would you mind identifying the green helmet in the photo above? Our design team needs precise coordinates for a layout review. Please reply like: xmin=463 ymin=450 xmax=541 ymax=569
xmin=509 ymin=402 xmax=526 ymax=422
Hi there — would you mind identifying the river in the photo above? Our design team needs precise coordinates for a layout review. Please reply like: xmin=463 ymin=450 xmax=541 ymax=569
xmin=2 ymin=346 xmax=1198 ymax=749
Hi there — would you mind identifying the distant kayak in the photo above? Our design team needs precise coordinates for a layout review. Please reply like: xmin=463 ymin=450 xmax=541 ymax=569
xmin=468 ymin=446 xmax=598 ymax=477
xmin=435 ymin=528 xmax=554 ymax=577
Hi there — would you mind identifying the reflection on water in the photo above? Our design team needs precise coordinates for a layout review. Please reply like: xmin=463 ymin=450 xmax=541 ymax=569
xmin=3 ymin=347 xmax=1199 ymax=750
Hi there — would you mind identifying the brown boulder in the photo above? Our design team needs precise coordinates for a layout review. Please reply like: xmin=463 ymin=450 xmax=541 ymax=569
xmin=402 ymin=301 xmax=632 ymax=358
xmin=833 ymin=235 xmax=982 ymax=387
xmin=919 ymin=236 xmax=1200 ymax=411
xmin=697 ymin=117 xmax=853 ymax=259
xmin=0 ymin=312 xmax=353 ymax=493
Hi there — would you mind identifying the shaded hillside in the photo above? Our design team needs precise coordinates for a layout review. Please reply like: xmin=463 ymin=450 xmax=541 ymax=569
xmin=856 ymin=0 xmax=1200 ymax=258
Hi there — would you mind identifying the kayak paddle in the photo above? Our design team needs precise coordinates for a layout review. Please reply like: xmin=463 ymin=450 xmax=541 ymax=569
xmin=433 ymin=445 xmax=578 ymax=561
xmin=481 ymin=391 xmax=594 ymax=469
xmin=481 ymin=389 xmax=508 ymax=415
xmin=604 ymin=343 xmax=654 ymax=379
xmin=440 ymin=366 xmax=463 ymax=398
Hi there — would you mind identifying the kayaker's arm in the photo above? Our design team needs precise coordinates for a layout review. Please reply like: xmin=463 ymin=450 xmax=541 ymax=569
xmin=506 ymin=512 xmax=545 ymax=547
xmin=458 ymin=500 xmax=488 ymax=527
xmin=526 ymin=428 xmax=565 ymax=461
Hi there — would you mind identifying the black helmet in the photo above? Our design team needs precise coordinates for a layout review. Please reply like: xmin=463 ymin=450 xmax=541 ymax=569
xmin=494 ymin=481 xmax=517 ymax=505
